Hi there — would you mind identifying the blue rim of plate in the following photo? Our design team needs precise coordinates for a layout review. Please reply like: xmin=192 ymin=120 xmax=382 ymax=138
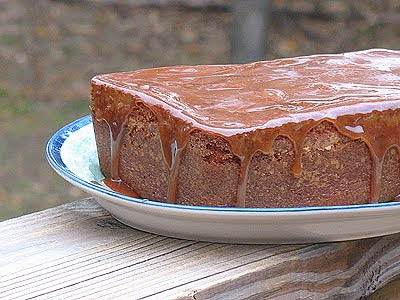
xmin=46 ymin=114 xmax=400 ymax=213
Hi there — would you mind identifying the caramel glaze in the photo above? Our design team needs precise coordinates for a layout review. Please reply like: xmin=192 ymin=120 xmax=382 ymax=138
xmin=102 ymin=178 xmax=140 ymax=198
xmin=90 ymin=49 xmax=400 ymax=207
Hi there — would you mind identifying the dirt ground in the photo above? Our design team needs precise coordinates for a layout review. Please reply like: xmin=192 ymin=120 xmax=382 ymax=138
xmin=0 ymin=0 xmax=399 ymax=220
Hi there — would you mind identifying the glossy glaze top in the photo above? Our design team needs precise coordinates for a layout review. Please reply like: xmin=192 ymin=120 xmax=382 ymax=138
xmin=92 ymin=49 xmax=400 ymax=135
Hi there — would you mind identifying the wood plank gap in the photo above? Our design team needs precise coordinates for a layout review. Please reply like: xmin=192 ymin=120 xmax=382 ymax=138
xmin=0 ymin=235 xmax=172 ymax=297
xmin=24 ymin=241 xmax=198 ymax=300
xmin=0 ymin=233 xmax=155 ymax=287
xmin=137 ymin=245 xmax=312 ymax=299
xmin=84 ymin=245 xmax=302 ymax=299
xmin=46 ymin=242 xmax=217 ymax=300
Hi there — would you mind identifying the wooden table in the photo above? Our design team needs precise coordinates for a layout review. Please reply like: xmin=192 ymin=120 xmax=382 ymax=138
xmin=1 ymin=198 xmax=400 ymax=299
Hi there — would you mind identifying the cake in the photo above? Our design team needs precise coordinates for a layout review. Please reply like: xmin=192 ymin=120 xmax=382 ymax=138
xmin=90 ymin=49 xmax=400 ymax=208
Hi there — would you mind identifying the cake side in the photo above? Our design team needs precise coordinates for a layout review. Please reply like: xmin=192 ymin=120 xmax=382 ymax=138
xmin=92 ymin=96 xmax=400 ymax=207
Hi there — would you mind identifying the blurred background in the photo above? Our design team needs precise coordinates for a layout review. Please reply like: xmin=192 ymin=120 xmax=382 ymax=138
xmin=1 ymin=0 xmax=399 ymax=220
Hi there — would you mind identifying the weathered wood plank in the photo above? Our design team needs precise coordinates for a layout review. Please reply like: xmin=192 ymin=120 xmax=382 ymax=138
xmin=0 ymin=198 xmax=400 ymax=299
xmin=368 ymin=276 xmax=400 ymax=300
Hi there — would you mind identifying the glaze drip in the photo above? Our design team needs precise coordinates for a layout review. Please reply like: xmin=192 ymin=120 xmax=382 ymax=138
xmin=102 ymin=178 xmax=140 ymax=198
xmin=90 ymin=49 xmax=400 ymax=206
xmin=150 ymin=106 xmax=192 ymax=203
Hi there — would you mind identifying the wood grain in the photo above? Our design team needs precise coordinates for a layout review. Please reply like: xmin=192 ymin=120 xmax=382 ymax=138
xmin=1 ymin=198 xmax=400 ymax=299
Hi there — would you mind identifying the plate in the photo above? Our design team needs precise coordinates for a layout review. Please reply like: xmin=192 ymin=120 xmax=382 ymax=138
xmin=46 ymin=115 xmax=400 ymax=244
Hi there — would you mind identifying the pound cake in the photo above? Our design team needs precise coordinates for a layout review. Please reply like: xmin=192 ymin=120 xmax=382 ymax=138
xmin=90 ymin=49 xmax=400 ymax=208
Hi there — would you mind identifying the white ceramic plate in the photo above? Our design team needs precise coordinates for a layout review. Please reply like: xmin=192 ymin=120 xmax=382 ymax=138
xmin=46 ymin=115 xmax=400 ymax=244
